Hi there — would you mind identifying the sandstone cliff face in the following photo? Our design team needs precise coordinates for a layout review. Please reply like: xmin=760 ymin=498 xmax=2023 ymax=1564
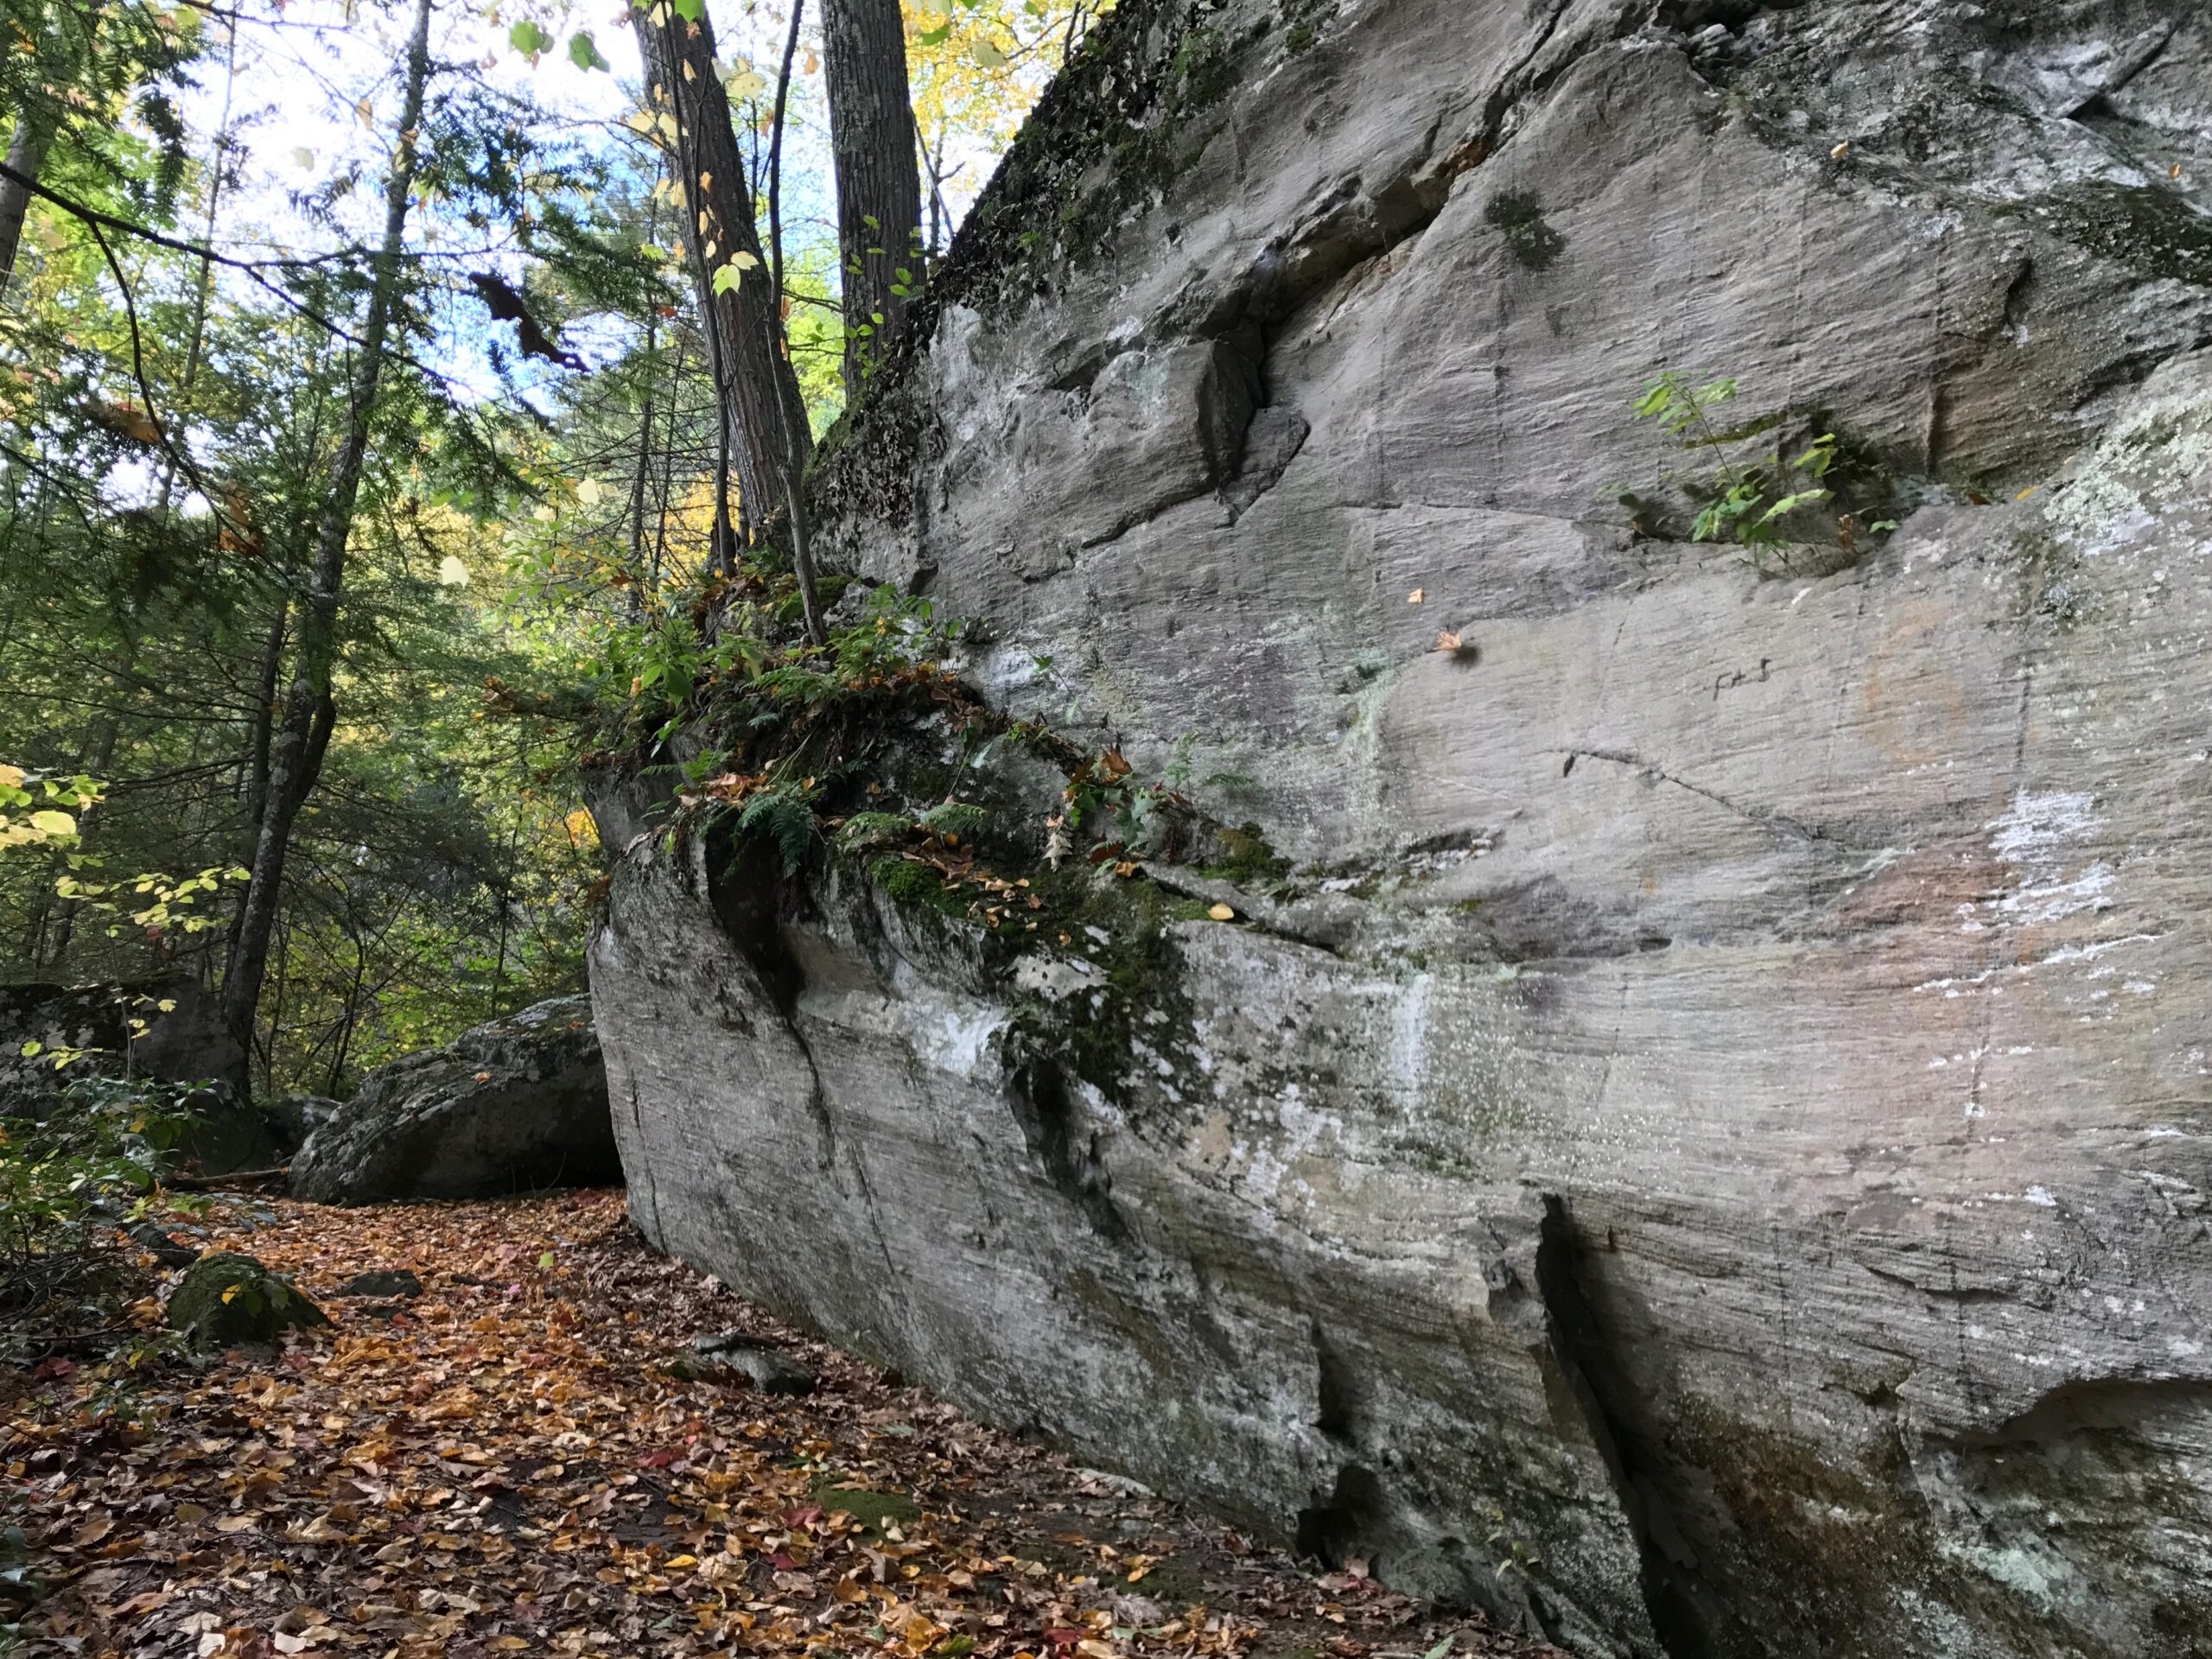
xmin=589 ymin=3 xmax=2212 ymax=1654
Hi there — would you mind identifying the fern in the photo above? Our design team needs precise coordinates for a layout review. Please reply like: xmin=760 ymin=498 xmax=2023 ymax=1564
xmin=752 ymin=665 xmax=839 ymax=705
xmin=918 ymin=801 xmax=990 ymax=841
xmin=738 ymin=788 xmax=816 ymax=873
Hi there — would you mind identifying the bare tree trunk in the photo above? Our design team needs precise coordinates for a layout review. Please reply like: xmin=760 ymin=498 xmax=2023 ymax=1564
xmin=0 ymin=107 xmax=55 ymax=297
xmin=819 ymin=0 xmax=922 ymax=392
xmin=219 ymin=0 xmax=433 ymax=1053
xmin=630 ymin=0 xmax=812 ymax=537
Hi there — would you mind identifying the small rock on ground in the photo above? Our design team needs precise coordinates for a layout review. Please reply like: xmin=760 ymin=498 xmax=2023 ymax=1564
xmin=164 ymin=1251 xmax=328 ymax=1349
xmin=334 ymin=1268 xmax=422 ymax=1298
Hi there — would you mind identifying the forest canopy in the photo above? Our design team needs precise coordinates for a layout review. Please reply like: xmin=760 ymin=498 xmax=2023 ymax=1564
xmin=0 ymin=0 xmax=1103 ymax=1096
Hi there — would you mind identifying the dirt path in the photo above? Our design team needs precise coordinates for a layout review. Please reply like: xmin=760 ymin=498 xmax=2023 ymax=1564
xmin=8 ymin=1192 xmax=1558 ymax=1659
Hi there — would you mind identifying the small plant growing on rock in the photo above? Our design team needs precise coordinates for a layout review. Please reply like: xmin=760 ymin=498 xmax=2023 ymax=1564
xmin=1618 ymin=372 xmax=1893 ymax=569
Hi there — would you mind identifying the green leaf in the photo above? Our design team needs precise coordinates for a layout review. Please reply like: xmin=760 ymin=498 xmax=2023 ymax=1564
xmin=917 ymin=21 xmax=952 ymax=46
xmin=1754 ymin=487 xmax=1832 ymax=526
xmin=509 ymin=18 xmax=552 ymax=54
xmin=671 ymin=0 xmax=704 ymax=20
xmin=568 ymin=29 xmax=611 ymax=71
xmin=538 ymin=1250 xmax=556 ymax=1268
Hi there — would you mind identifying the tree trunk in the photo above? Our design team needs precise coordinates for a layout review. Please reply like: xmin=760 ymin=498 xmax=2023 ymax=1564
xmin=0 ymin=106 xmax=56 ymax=296
xmin=630 ymin=0 xmax=812 ymax=534
xmin=819 ymin=0 xmax=922 ymax=394
xmin=219 ymin=0 xmax=433 ymax=1053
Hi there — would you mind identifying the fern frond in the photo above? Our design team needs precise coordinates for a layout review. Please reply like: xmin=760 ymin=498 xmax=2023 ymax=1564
xmin=738 ymin=789 xmax=816 ymax=873
xmin=918 ymin=801 xmax=990 ymax=841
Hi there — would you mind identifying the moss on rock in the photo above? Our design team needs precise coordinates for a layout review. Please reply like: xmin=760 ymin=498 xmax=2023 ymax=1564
xmin=165 ymin=1251 xmax=328 ymax=1350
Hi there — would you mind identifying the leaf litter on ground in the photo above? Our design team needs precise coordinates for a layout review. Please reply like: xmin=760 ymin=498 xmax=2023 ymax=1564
xmin=5 ymin=1191 xmax=1558 ymax=1659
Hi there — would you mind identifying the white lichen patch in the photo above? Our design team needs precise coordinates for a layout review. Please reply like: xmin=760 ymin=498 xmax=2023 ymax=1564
xmin=2042 ymin=373 xmax=2212 ymax=556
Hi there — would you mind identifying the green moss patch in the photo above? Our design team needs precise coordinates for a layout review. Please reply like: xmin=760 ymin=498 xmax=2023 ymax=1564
xmin=811 ymin=1482 xmax=923 ymax=1533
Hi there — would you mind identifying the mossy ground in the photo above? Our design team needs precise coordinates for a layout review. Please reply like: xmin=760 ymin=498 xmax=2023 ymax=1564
xmin=811 ymin=1481 xmax=924 ymax=1534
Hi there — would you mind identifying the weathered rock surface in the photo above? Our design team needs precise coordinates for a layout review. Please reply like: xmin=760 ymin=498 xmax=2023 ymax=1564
xmin=265 ymin=1092 xmax=342 ymax=1159
xmin=165 ymin=1252 xmax=327 ymax=1350
xmin=290 ymin=995 xmax=616 ymax=1204
xmin=593 ymin=3 xmax=2212 ymax=1656
xmin=666 ymin=1332 xmax=818 ymax=1395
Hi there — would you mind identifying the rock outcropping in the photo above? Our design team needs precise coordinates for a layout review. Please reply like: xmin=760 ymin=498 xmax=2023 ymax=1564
xmin=592 ymin=3 xmax=2212 ymax=1655
xmin=291 ymin=995 xmax=615 ymax=1203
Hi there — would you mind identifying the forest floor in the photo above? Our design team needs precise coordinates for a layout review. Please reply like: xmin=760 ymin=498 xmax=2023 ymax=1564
xmin=7 ymin=1192 xmax=1556 ymax=1659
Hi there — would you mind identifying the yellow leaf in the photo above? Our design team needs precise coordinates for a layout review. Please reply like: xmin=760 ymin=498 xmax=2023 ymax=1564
xmin=971 ymin=37 xmax=1007 ymax=69
xmin=0 ymin=764 xmax=22 ymax=789
xmin=1406 ymin=588 xmax=1424 ymax=603
xmin=489 ymin=1640 xmax=531 ymax=1652
xmin=803 ymin=48 xmax=819 ymax=74
xmin=576 ymin=477 xmax=605 ymax=507
xmin=1206 ymin=903 xmax=1235 ymax=921
xmin=29 ymin=809 xmax=75 ymax=839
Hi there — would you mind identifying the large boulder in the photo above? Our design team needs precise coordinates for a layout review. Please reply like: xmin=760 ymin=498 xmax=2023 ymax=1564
xmin=289 ymin=995 xmax=616 ymax=1204
xmin=0 ymin=978 xmax=270 ymax=1172
xmin=0 ymin=977 xmax=245 ymax=1104
xmin=590 ymin=2 xmax=2212 ymax=1657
